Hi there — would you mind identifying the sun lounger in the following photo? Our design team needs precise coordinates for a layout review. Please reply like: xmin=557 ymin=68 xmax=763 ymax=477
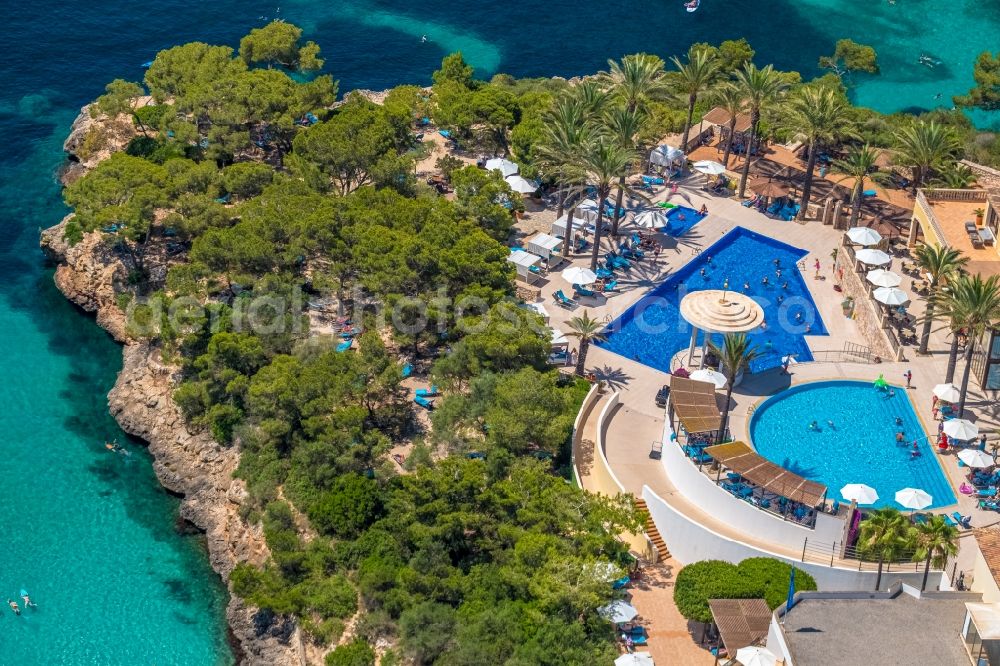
xmin=602 ymin=280 xmax=618 ymax=292
xmin=415 ymin=386 xmax=439 ymax=397
xmin=596 ymin=267 xmax=615 ymax=279
xmin=951 ymin=512 xmax=971 ymax=528
xmin=612 ymin=576 xmax=631 ymax=590
xmin=466 ymin=451 xmax=486 ymax=459
xmin=980 ymin=500 xmax=1000 ymax=511
xmin=573 ymin=284 xmax=596 ymax=298
xmin=981 ymin=227 xmax=996 ymax=246
xmin=402 ymin=363 xmax=412 ymax=378
xmin=912 ymin=513 xmax=928 ymax=524
xmin=336 ymin=340 xmax=353 ymax=352
xmin=414 ymin=394 xmax=435 ymax=410
xmin=554 ymin=289 xmax=575 ymax=308
xmin=977 ymin=487 xmax=997 ymax=498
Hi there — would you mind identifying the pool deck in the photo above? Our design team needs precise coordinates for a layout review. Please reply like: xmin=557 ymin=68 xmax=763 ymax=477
xmin=550 ymin=174 xmax=1000 ymax=590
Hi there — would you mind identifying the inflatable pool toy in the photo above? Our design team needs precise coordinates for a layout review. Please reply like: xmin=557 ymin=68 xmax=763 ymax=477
xmin=873 ymin=375 xmax=888 ymax=390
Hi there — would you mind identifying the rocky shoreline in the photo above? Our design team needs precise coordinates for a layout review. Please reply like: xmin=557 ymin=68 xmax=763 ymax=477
xmin=41 ymin=107 xmax=305 ymax=666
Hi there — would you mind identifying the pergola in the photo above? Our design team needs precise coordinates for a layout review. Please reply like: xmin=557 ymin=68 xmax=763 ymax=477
xmin=679 ymin=289 xmax=764 ymax=368
xmin=507 ymin=250 xmax=540 ymax=283
xmin=704 ymin=441 xmax=828 ymax=507
xmin=668 ymin=375 xmax=722 ymax=435
xmin=708 ymin=599 xmax=772 ymax=657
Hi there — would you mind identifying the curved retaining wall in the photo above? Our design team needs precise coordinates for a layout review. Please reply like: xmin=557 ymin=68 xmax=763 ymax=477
xmin=572 ymin=390 xmax=656 ymax=561
xmin=659 ymin=434 xmax=845 ymax=551
xmin=641 ymin=485 xmax=935 ymax=591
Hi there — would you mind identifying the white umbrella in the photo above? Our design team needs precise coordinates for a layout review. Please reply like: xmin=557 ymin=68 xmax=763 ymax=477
xmin=847 ymin=226 xmax=883 ymax=246
xmin=873 ymin=287 xmax=910 ymax=306
xmin=866 ymin=269 xmax=902 ymax=288
xmin=693 ymin=159 xmax=726 ymax=175
xmin=615 ymin=652 xmax=654 ymax=666
xmin=933 ymin=383 xmax=962 ymax=403
xmin=633 ymin=209 xmax=669 ymax=229
xmin=690 ymin=368 xmax=727 ymax=389
xmin=959 ymin=449 xmax=995 ymax=469
xmin=781 ymin=354 xmax=799 ymax=365
xmin=944 ymin=418 xmax=979 ymax=441
xmin=505 ymin=175 xmax=538 ymax=194
xmin=562 ymin=266 xmax=598 ymax=285
xmin=895 ymin=487 xmax=933 ymax=510
xmin=650 ymin=145 xmax=684 ymax=166
xmin=841 ymin=483 xmax=879 ymax=505
xmin=485 ymin=157 xmax=518 ymax=176
xmin=855 ymin=248 xmax=892 ymax=266
xmin=735 ymin=646 xmax=777 ymax=666
xmin=599 ymin=600 xmax=638 ymax=624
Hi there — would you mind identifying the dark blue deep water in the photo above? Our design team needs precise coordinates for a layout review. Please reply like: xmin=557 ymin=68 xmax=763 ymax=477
xmin=2 ymin=1 xmax=997 ymax=661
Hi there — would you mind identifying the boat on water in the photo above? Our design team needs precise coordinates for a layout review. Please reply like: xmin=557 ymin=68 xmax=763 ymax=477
xmin=685 ymin=0 xmax=700 ymax=11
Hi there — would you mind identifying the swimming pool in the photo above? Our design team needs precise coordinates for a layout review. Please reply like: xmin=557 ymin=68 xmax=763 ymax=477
xmin=750 ymin=380 xmax=956 ymax=509
xmin=662 ymin=205 xmax=706 ymax=237
xmin=598 ymin=227 xmax=827 ymax=373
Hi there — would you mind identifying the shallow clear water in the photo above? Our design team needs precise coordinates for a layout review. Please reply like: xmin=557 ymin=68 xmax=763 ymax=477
xmin=2 ymin=0 xmax=995 ymax=658
xmin=750 ymin=380 xmax=957 ymax=509
xmin=598 ymin=227 xmax=826 ymax=373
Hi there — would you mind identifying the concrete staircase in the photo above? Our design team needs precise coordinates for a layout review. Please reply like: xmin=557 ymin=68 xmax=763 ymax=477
xmin=634 ymin=498 xmax=670 ymax=562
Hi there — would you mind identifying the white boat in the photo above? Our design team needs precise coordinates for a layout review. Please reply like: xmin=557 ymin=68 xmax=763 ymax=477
xmin=685 ymin=0 xmax=700 ymax=12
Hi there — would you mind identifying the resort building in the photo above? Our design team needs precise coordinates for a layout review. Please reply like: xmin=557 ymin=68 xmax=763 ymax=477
xmin=766 ymin=583 xmax=990 ymax=666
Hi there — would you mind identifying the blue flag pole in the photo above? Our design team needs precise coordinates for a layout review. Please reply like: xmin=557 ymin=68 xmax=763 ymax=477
xmin=785 ymin=565 xmax=797 ymax=619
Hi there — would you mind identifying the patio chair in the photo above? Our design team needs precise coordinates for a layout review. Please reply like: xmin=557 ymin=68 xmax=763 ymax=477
xmin=573 ymin=284 xmax=597 ymax=298
xmin=553 ymin=289 xmax=575 ymax=308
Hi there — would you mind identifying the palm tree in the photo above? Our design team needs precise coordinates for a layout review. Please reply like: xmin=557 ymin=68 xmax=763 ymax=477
xmin=830 ymin=144 xmax=892 ymax=228
xmin=734 ymin=64 xmax=789 ymax=198
xmin=893 ymin=120 xmax=961 ymax=190
xmin=933 ymin=163 xmax=977 ymax=189
xmin=913 ymin=244 xmax=967 ymax=355
xmin=599 ymin=53 xmax=670 ymax=113
xmin=604 ymin=104 xmax=651 ymax=236
xmin=779 ymin=87 xmax=857 ymax=220
xmin=566 ymin=310 xmax=607 ymax=376
xmin=672 ymin=49 xmax=720 ymax=151
xmin=707 ymin=333 xmax=759 ymax=443
xmin=911 ymin=515 xmax=959 ymax=591
xmin=857 ymin=507 xmax=913 ymax=591
xmin=711 ymin=83 xmax=745 ymax=170
xmin=934 ymin=274 xmax=1000 ymax=416
xmin=577 ymin=136 xmax=639 ymax=271
xmin=537 ymin=96 xmax=590 ymax=257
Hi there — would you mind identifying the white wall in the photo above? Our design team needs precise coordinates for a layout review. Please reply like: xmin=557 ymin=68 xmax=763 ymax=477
xmin=972 ymin=548 xmax=1000 ymax=603
xmin=660 ymin=434 xmax=845 ymax=551
xmin=641 ymin=485 xmax=935 ymax=591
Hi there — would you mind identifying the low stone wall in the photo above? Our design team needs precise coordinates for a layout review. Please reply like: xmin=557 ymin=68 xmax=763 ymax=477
xmin=836 ymin=244 xmax=895 ymax=361
xmin=961 ymin=160 xmax=1000 ymax=189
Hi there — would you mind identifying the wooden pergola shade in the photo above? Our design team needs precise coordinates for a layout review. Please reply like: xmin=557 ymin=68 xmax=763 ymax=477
xmin=704 ymin=441 xmax=828 ymax=507
xmin=669 ymin=375 xmax=722 ymax=434
xmin=708 ymin=599 xmax=771 ymax=654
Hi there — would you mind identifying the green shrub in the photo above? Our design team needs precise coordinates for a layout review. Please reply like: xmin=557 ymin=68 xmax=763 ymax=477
xmin=221 ymin=162 xmax=274 ymax=199
xmin=307 ymin=473 xmax=382 ymax=538
xmin=305 ymin=574 xmax=358 ymax=619
xmin=325 ymin=640 xmax=375 ymax=666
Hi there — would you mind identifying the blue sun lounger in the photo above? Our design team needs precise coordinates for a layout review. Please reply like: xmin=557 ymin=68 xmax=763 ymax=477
xmin=573 ymin=284 xmax=597 ymax=298
xmin=554 ymin=289 xmax=575 ymax=308
xmin=602 ymin=280 xmax=618 ymax=292
xmin=952 ymin=512 xmax=971 ymax=528
xmin=612 ymin=576 xmax=630 ymax=590
xmin=336 ymin=339 xmax=353 ymax=352
xmin=415 ymin=386 xmax=439 ymax=397
xmin=414 ymin=394 xmax=434 ymax=410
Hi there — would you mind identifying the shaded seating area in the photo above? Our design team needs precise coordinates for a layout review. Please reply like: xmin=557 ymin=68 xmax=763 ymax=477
xmin=707 ymin=598 xmax=772 ymax=663
xmin=704 ymin=441 xmax=828 ymax=528
xmin=667 ymin=376 xmax=726 ymax=466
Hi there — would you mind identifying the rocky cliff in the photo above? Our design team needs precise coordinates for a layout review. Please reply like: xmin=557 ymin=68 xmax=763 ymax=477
xmin=41 ymin=218 xmax=305 ymax=666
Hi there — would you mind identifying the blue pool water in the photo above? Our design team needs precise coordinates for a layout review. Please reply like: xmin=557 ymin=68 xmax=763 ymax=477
xmin=663 ymin=206 xmax=706 ymax=237
xmin=750 ymin=381 xmax=957 ymax=509
xmin=598 ymin=227 xmax=826 ymax=373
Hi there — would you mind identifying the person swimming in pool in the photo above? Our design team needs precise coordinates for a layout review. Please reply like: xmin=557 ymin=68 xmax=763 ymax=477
xmin=827 ymin=420 xmax=835 ymax=429
xmin=808 ymin=420 xmax=819 ymax=431
xmin=896 ymin=431 xmax=905 ymax=444
xmin=761 ymin=275 xmax=769 ymax=285
xmin=7 ymin=600 xmax=19 ymax=615
xmin=776 ymin=268 xmax=782 ymax=278
xmin=773 ymin=258 xmax=781 ymax=268
xmin=895 ymin=416 xmax=903 ymax=425
xmin=776 ymin=295 xmax=784 ymax=304
xmin=782 ymin=281 xmax=789 ymax=290
xmin=743 ymin=281 xmax=750 ymax=291
xmin=700 ymin=267 xmax=707 ymax=277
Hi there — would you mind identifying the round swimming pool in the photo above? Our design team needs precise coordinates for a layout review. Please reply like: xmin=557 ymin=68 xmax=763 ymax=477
xmin=748 ymin=380 xmax=956 ymax=509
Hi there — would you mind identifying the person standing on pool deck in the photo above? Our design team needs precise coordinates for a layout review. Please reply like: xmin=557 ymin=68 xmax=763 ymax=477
xmin=813 ymin=258 xmax=821 ymax=279
xmin=904 ymin=369 xmax=912 ymax=388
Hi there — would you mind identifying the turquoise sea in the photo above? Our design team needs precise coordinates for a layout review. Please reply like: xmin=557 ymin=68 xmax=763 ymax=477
xmin=2 ymin=0 xmax=998 ymax=661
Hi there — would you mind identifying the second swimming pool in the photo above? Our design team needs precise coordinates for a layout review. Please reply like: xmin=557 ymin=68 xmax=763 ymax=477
xmin=749 ymin=380 xmax=956 ymax=509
